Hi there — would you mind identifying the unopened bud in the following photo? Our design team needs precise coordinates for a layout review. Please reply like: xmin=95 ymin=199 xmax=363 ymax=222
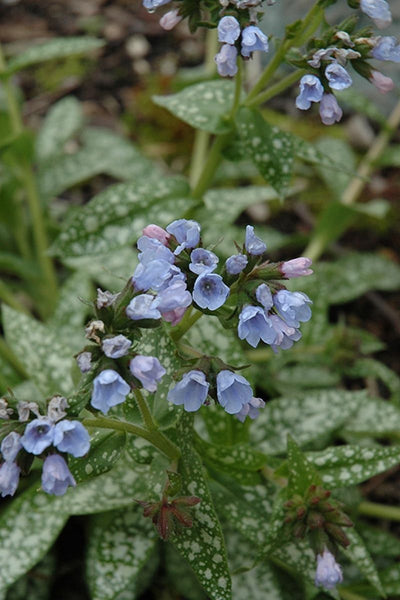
xmin=370 ymin=70 xmax=394 ymax=94
xmin=159 ymin=9 xmax=182 ymax=31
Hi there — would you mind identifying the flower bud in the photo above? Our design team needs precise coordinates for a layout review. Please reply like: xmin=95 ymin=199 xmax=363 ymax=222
xmin=314 ymin=548 xmax=343 ymax=590
xmin=142 ymin=224 xmax=171 ymax=245
xmin=159 ymin=9 xmax=182 ymax=31
xmin=370 ymin=70 xmax=394 ymax=93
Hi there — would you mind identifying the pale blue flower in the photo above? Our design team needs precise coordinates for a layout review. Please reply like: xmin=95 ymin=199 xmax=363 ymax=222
xmin=1 ymin=432 xmax=22 ymax=462
xmin=53 ymin=420 xmax=90 ymax=458
xmin=0 ymin=462 xmax=20 ymax=497
xmin=238 ymin=305 xmax=276 ymax=348
xmin=319 ymin=93 xmax=343 ymax=125
xmin=137 ymin=236 xmax=174 ymax=265
xmin=245 ymin=225 xmax=266 ymax=255
xmin=102 ymin=335 xmax=131 ymax=359
xmin=269 ymin=315 xmax=302 ymax=351
xmin=143 ymin=0 xmax=171 ymax=10
xmin=218 ymin=16 xmax=241 ymax=44
xmin=130 ymin=355 xmax=166 ymax=392
xmin=255 ymin=284 xmax=273 ymax=310
xmin=325 ymin=62 xmax=352 ymax=90
xmin=241 ymin=26 xmax=269 ymax=57
xmin=296 ymin=75 xmax=324 ymax=110
xmin=155 ymin=279 xmax=192 ymax=314
xmin=193 ymin=273 xmax=229 ymax=310
xmin=41 ymin=454 xmax=76 ymax=496
xmin=315 ymin=549 xmax=343 ymax=590
xmin=126 ymin=294 xmax=161 ymax=321
xmin=76 ymin=351 xmax=92 ymax=373
xmin=215 ymin=44 xmax=238 ymax=77
xmin=273 ymin=290 xmax=312 ymax=327
xmin=167 ymin=370 xmax=209 ymax=412
xmin=189 ymin=248 xmax=219 ymax=275
xmin=225 ymin=254 xmax=248 ymax=275
xmin=132 ymin=259 xmax=176 ymax=292
xmin=360 ymin=0 xmax=392 ymax=29
xmin=236 ymin=397 xmax=265 ymax=423
xmin=91 ymin=369 xmax=130 ymax=414
xmin=372 ymin=36 xmax=400 ymax=62
xmin=166 ymin=219 xmax=201 ymax=255
xmin=216 ymin=370 xmax=253 ymax=414
xmin=21 ymin=418 xmax=54 ymax=455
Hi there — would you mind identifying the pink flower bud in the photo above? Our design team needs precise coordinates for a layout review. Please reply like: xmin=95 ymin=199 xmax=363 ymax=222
xmin=142 ymin=224 xmax=170 ymax=245
xmin=161 ymin=306 xmax=187 ymax=326
xmin=370 ymin=70 xmax=394 ymax=94
xmin=280 ymin=258 xmax=313 ymax=278
xmin=159 ymin=9 xmax=182 ymax=31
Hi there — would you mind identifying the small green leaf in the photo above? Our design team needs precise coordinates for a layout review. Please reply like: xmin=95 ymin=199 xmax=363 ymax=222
xmin=153 ymin=81 xmax=237 ymax=134
xmin=343 ymin=528 xmax=384 ymax=596
xmin=7 ymin=37 xmax=104 ymax=73
xmin=2 ymin=305 xmax=74 ymax=396
xmin=195 ymin=436 xmax=267 ymax=472
xmin=287 ymin=436 xmax=321 ymax=496
xmin=51 ymin=177 xmax=191 ymax=258
xmin=308 ymin=444 xmax=400 ymax=488
xmin=69 ymin=429 xmax=126 ymax=483
xmin=35 ymin=96 xmax=84 ymax=163
xmin=237 ymin=108 xmax=294 ymax=197
xmin=86 ymin=507 xmax=158 ymax=600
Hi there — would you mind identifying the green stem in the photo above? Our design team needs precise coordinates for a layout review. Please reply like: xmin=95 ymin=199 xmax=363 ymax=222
xmin=0 ymin=281 xmax=29 ymax=314
xmin=170 ymin=309 xmax=203 ymax=341
xmin=134 ymin=388 xmax=157 ymax=431
xmin=0 ymin=337 xmax=28 ymax=378
xmin=339 ymin=591 xmax=369 ymax=600
xmin=82 ymin=416 xmax=181 ymax=461
xmin=358 ymin=501 xmax=400 ymax=522
xmin=246 ymin=3 xmax=323 ymax=102
xmin=229 ymin=58 xmax=242 ymax=119
xmin=0 ymin=46 xmax=23 ymax=134
xmin=189 ymin=130 xmax=210 ymax=188
xmin=245 ymin=69 xmax=306 ymax=108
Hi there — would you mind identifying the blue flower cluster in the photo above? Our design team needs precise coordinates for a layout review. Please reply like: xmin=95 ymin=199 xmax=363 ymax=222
xmin=0 ymin=402 xmax=90 ymax=498
xmin=167 ymin=368 xmax=265 ymax=420
xmin=215 ymin=16 xmax=269 ymax=77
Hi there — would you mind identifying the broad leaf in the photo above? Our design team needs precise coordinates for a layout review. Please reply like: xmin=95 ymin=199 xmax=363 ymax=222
xmin=314 ymin=137 xmax=356 ymax=200
xmin=2 ymin=305 xmax=74 ymax=396
xmin=86 ymin=508 xmax=158 ymax=600
xmin=380 ymin=564 xmax=400 ymax=596
xmin=345 ymin=358 xmax=400 ymax=402
xmin=361 ymin=524 xmax=400 ymax=558
xmin=195 ymin=436 xmax=267 ymax=472
xmin=153 ymin=81 xmax=237 ymax=134
xmin=7 ymin=37 xmax=104 ymax=73
xmin=287 ymin=436 xmax=321 ymax=496
xmin=343 ymin=395 xmax=400 ymax=437
xmin=343 ymin=528 xmax=384 ymax=596
xmin=69 ymin=429 xmax=126 ymax=483
xmin=51 ymin=177 xmax=191 ymax=257
xmin=35 ymin=96 xmax=84 ymax=163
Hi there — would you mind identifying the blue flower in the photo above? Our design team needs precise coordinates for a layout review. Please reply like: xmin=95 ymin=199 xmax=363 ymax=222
xmin=53 ymin=420 xmax=90 ymax=458
xmin=218 ymin=16 xmax=241 ymax=44
xmin=225 ymin=254 xmax=248 ymax=275
xmin=269 ymin=315 xmax=302 ymax=351
xmin=372 ymin=36 xmax=400 ymax=62
xmin=245 ymin=225 xmax=266 ymax=255
xmin=215 ymin=44 xmax=238 ymax=77
xmin=166 ymin=219 xmax=201 ymax=255
xmin=0 ymin=462 xmax=20 ymax=497
xmin=167 ymin=370 xmax=209 ymax=412
xmin=41 ymin=454 xmax=76 ymax=496
xmin=255 ymin=284 xmax=273 ymax=310
xmin=21 ymin=418 xmax=55 ymax=455
xmin=130 ymin=355 xmax=166 ymax=392
xmin=1 ymin=432 xmax=22 ymax=462
xmin=91 ymin=369 xmax=130 ymax=414
xmin=189 ymin=248 xmax=219 ymax=275
xmin=137 ymin=236 xmax=174 ymax=265
xmin=193 ymin=273 xmax=230 ymax=310
xmin=155 ymin=279 xmax=192 ymax=314
xmin=143 ymin=0 xmax=171 ymax=10
xmin=319 ymin=93 xmax=343 ymax=125
xmin=102 ymin=335 xmax=131 ymax=359
xmin=216 ymin=370 xmax=253 ymax=414
xmin=360 ymin=0 xmax=392 ymax=29
xmin=296 ymin=75 xmax=324 ymax=110
xmin=126 ymin=294 xmax=161 ymax=321
xmin=236 ymin=397 xmax=265 ymax=423
xmin=315 ymin=549 xmax=343 ymax=590
xmin=273 ymin=290 xmax=312 ymax=327
xmin=238 ymin=305 xmax=276 ymax=348
xmin=132 ymin=259 xmax=177 ymax=292
xmin=325 ymin=62 xmax=352 ymax=91
xmin=241 ymin=26 xmax=269 ymax=57
xmin=76 ymin=351 xmax=92 ymax=373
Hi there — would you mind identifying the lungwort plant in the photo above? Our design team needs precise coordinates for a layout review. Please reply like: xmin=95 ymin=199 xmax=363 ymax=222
xmin=1 ymin=0 xmax=400 ymax=598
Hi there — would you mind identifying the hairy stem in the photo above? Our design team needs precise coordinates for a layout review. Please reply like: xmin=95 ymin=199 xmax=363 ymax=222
xmin=134 ymin=388 xmax=158 ymax=431
xmin=245 ymin=69 xmax=306 ymax=108
xmin=358 ymin=500 xmax=400 ymax=522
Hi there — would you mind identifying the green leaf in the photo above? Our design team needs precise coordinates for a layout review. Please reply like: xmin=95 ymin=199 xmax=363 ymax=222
xmin=171 ymin=414 xmax=232 ymax=600
xmin=275 ymin=365 xmax=341 ymax=392
xmin=314 ymin=138 xmax=356 ymax=200
xmin=153 ymin=81 xmax=237 ymax=134
xmin=343 ymin=395 xmax=400 ymax=437
xmin=237 ymin=108 xmax=294 ymax=197
xmin=343 ymin=528 xmax=384 ymax=596
xmin=340 ymin=88 xmax=386 ymax=125
xmin=7 ymin=37 xmax=104 ymax=73
xmin=86 ymin=507 xmax=158 ymax=600
xmin=287 ymin=436 xmax=321 ymax=496
xmin=345 ymin=358 xmax=400 ymax=402
xmin=166 ymin=545 xmax=207 ymax=600
xmin=2 ymin=305 xmax=74 ymax=397
xmin=51 ymin=177 xmax=191 ymax=257
xmin=308 ymin=444 xmax=400 ymax=488
xmin=251 ymin=390 xmax=365 ymax=455
xmin=361 ymin=524 xmax=400 ymax=558
xmin=378 ymin=144 xmax=400 ymax=167
xmin=69 ymin=429 xmax=126 ymax=483
xmin=0 ymin=485 xmax=68 ymax=593
xmin=379 ymin=564 xmax=400 ymax=596
xmin=272 ymin=538 xmax=322 ymax=594
xmin=6 ymin=553 xmax=55 ymax=600
xmin=35 ymin=96 xmax=84 ymax=163
xmin=195 ymin=436 xmax=267 ymax=472
xmin=293 ymin=252 xmax=400 ymax=305
xmin=37 ymin=127 xmax=157 ymax=199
